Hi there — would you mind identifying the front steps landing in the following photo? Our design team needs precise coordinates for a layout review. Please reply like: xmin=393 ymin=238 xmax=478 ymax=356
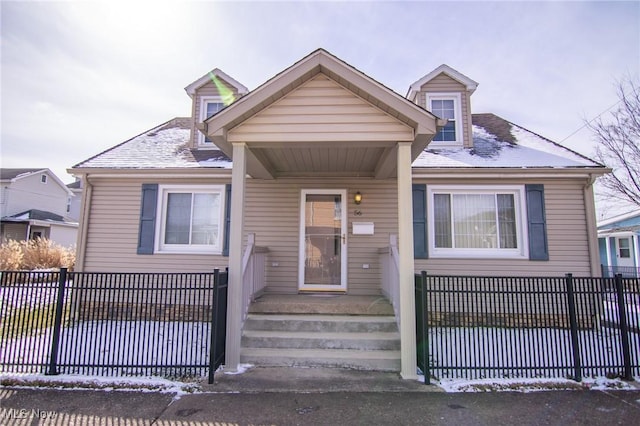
xmin=241 ymin=294 xmax=400 ymax=371
xmin=248 ymin=294 xmax=395 ymax=315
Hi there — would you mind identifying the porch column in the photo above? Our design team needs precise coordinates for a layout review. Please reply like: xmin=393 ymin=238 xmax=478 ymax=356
xmin=225 ymin=142 xmax=247 ymax=372
xmin=397 ymin=141 xmax=417 ymax=380
xmin=633 ymin=235 xmax=639 ymax=270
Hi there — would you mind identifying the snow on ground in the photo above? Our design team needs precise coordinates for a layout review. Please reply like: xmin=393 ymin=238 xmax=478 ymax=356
xmin=432 ymin=376 xmax=639 ymax=393
xmin=0 ymin=372 xmax=199 ymax=396
xmin=427 ymin=325 xmax=640 ymax=380
xmin=0 ymin=320 xmax=211 ymax=378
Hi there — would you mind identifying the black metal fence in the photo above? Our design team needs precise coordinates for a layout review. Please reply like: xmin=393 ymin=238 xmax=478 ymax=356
xmin=415 ymin=272 xmax=640 ymax=384
xmin=0 ymin=269 xmax=228 ymax=383
xmin=602 ymin=264 xmax=640 ymax=278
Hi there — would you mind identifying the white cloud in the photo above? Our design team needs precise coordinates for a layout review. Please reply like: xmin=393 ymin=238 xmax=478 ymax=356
xmin=1 ymin=1 xmax=638 ymax=187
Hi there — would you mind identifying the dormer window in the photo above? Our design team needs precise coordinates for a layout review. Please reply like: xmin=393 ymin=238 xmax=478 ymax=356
xmin=427 ymin=93 xmax=463 ymax=146
xmin=199 ymin=96 xmax=225 ymax=145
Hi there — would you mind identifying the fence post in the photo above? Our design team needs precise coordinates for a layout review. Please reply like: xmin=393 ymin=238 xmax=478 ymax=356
xmin=415 ymin=271 xmax=430 ymax=385
xmin=614 ymin=274 xmax=633 ymax=380
xmin=46 ymin=267 xmax=67 ymax=376
xmin=208 ymin=269 xmax=220 ymax=384
xmin=420 ymin=271 xmax=430 ymax=385
xmin=565 ymin=273 xmax=582 ymax=382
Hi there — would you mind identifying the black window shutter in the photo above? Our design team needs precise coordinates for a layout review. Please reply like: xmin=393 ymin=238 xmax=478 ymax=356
xmin=412 ymin=184 xmax=428 ymax=259
xmin=525 ymin=184 xmax=549 ymax=261
xmin=222 ymin=184 xmax=232 ymax=256
xmin=137 ymin=184 xmax=158 ymax=255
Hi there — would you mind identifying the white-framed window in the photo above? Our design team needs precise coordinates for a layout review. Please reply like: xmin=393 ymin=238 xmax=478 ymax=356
xmin=426 ymin=93 xmax=463 ymax=147
xmin=427 ymin=185 xmax=528 ymax=259
xmin=41 ymin=174 xmax=48 ymax=184
xmin=199 ymin=96 xmax=225 ymax=145
xmin=155 ymin=185 xmax=225 ymax=253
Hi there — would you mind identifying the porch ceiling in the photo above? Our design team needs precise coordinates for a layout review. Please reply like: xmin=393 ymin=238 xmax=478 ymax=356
xmin=250 ymin=145 xmax=392 ymax=177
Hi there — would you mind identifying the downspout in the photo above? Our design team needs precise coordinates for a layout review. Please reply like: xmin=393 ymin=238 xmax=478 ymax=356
xmin=583 ymin=174 xmax=600 ymax=276
xmin=75 ymin=175 xmax=93 ymax=272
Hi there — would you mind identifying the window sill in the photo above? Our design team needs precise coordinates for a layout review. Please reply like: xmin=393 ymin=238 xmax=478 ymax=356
xmin=429 ymin=251 xmax=528 ymax=260
xmin=155 ymin=248 xmax=223 ymax=255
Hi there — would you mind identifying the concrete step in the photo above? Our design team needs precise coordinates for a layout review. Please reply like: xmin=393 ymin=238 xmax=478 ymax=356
xmin=248 ymin=294 xmax=395 ymax=315
xmin=240 ymin=347 xmax=402 ymax=371
xmin=242 ymin=330 xmax=401 ymax=350
xmin=241 ymin=313 xmax=401 ymax=371
xmin=244 ymin=314 xmax=399 ymax=333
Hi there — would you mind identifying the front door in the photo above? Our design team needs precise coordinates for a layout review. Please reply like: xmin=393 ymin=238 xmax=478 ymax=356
xmin=616 ymin=237 xmax=634 ymax=268
xmin=299 ymin=189 xmax=347 ymax=292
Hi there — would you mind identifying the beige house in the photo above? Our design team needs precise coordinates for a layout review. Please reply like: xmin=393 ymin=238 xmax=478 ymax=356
xmin=70 ymin=49 xmax=607 ymax=379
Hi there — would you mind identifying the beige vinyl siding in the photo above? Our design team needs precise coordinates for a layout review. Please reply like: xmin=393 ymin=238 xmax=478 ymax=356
xmin=414 ymin=178 xmax=593 ymax=276
xmin=418 ymin=73 xmax=473 ymax=148
xmin=244 ymin=177 xmax=399 ymax=295
xmin=229 ymin=74 xmax=414 ymax=143
xmin=1 ymin=223 xmax=27 ymax=241
xmin=191 ymin=78 xmax=241 ymax=147
xmin=82 ymin=177 xmax=231 ymax=272
xmin=81 ymin=174 xmax=594 ymax=285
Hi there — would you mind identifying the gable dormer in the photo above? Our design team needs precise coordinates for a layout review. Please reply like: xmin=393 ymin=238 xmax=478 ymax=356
xmin=185 ymin=69 xmax=249 ymax=148
xmin=407 ymin=65 xmax=478 ymax=149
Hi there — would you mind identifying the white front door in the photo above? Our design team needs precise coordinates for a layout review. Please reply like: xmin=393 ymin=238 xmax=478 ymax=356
xmin=616 ymin=237 xmax=634 ymax=268
xmin=299 ymin=189 xmax=347 ymax=292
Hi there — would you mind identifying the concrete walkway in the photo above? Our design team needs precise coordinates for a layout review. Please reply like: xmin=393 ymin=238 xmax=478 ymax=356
xmin=1 ymin=368 xmax=639 ymax=425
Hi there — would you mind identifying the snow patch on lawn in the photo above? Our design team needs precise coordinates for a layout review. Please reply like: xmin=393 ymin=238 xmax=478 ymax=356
xmin=0 ymin=372 xmax=200 ymax=396
xmin=428 ymin=376 xmax=638 ymax=393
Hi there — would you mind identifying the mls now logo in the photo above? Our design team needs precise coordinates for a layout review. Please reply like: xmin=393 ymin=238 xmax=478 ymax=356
xmin=1 ymin=408 xmax=57 ymax=420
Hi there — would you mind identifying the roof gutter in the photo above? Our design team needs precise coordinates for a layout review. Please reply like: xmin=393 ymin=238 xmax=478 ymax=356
xmin=582 ymin=173 xmax=601 ymax=276
xmin=75 ymin=174 xmax=93 ymax=272
xmin=411 ymin=167 xmax=610 ymax=179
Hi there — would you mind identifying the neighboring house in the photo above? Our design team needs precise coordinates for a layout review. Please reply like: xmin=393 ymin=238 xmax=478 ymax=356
xmin=598 ymin=209 xmax=640 ymax=277
xmin=0 ymin=168 xmax=78 ymax=247
xmin=66 ymin=179 xmax=83 ymax=221
xmin=70 ymin=49 xmax=608 ymax=378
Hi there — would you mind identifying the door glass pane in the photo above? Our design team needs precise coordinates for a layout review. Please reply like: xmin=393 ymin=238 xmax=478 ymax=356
xmin=619 ymin=238 xmax=631 ymax=258
xmin=304 ymin=194 xmax=342 ymax=286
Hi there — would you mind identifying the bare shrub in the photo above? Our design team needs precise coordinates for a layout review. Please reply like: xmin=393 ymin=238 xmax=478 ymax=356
xmin=0 ymin=239 xmax=75 ymax=271
xmin=0 ymin=240 xmax=24 ymax=270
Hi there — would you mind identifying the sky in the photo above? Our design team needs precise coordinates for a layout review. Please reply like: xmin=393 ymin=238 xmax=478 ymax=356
xmin=1 ymin=1 xmax=639 ymax=213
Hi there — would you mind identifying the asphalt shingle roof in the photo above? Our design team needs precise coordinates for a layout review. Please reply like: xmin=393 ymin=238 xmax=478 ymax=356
xmin=0 ymin=168 xmax=46 ymax=180
xmin=73 ymin=114 xmax=602 ymax=171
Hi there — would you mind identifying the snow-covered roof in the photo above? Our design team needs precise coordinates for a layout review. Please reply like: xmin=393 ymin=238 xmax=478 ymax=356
xmin=73 ymin=118 xmax=232 ymax=170
xmin=74 ymin=114 xmax=603 ymax=172
xmin=413 ymin=114 xmax=602 ymax=169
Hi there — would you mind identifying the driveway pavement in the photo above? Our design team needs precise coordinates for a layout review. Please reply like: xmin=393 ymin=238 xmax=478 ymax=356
xmin=1 ymin=368 xmax=639 ymax=425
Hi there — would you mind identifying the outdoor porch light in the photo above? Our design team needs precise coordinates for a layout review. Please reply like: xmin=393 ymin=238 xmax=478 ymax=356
xmin=354 ymin=191 xmax=362 ymax=205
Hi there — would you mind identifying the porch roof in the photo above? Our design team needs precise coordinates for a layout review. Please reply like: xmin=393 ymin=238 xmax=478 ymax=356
xmin=203 ymin=49 xmax=442 ymax=179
